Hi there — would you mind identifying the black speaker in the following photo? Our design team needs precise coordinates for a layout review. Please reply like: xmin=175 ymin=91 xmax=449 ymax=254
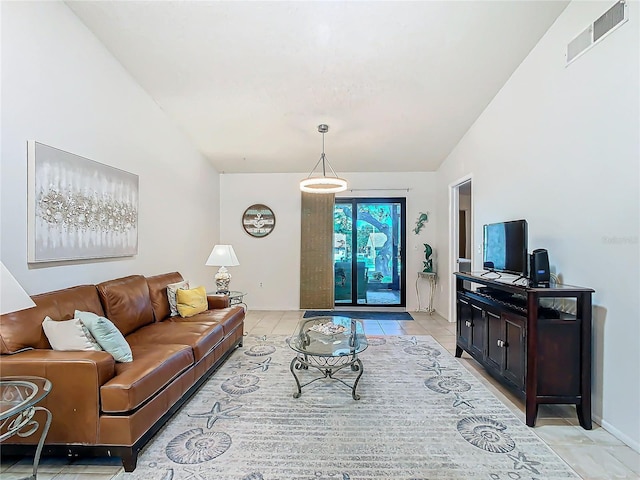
xmin=529 ymin=249 xmax=550 ymax=287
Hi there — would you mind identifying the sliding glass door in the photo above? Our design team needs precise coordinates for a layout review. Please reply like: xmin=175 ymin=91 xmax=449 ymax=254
xmin=333 ymin=198 xmax=406 ymax=307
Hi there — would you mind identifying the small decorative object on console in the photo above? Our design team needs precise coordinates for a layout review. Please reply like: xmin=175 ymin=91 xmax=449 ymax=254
xmin=423 ymin=243 xmax=433 ymax=273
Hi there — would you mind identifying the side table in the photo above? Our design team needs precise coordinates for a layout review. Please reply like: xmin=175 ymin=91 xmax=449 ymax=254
xmin=0 ymin=376 xmax=52 ymax=480
xmin=416 ymin=272 xmax=437 ymax=314
xmin=209 ymin=290 xmax=247 ymax=310
xmin=227 ymin=290 xmax=247 ymax=310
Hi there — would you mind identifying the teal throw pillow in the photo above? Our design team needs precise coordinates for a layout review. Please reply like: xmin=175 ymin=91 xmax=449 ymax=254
xmin=75 ymin=310 xmax=133 ymax=363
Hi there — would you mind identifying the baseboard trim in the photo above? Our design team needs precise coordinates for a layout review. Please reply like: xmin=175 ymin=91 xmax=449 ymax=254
xmin=594 ymin=414 xmax=640 ymax=453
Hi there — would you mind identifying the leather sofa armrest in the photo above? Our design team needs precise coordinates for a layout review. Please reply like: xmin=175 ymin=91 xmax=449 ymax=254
xmin=207 ymin=294 xmax=230 ymax=309
xmin=0 ymin=350 xmax=116 ymax=444
xmin=0 ymin=349 xmax=116 ymax=384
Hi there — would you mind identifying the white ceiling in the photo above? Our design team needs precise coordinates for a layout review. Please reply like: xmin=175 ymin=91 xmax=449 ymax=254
xmin=66 ymin=1 xmax=569 ymax=174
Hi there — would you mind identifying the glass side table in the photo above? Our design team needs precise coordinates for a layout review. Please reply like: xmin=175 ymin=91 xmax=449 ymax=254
xmin=208 ymin=290 xmax=248 ymax=310
xmin=227 ymin=290 xmax=247 ymax=309
xmin=0 ymin=376 xmax=52 ymax=480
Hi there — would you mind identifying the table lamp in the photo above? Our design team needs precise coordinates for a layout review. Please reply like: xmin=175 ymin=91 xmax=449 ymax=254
xmin=205 ymin=245 xmax=240 ymax=293
xmin=1 ymin=262 xmax=36 ymax=315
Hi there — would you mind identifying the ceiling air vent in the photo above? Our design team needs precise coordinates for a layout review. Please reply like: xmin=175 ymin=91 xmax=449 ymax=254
xmin=594 ymin=0 xmax=626 ymax=41
xmin=567 ymin=26 xmax=593 ymax=64
xmin=566 ymin=0 xmax=628 ymax=66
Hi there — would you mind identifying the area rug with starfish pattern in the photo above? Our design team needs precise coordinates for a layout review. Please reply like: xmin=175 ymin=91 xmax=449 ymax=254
xmin=124 ymin=334 xmax=579 ymax=480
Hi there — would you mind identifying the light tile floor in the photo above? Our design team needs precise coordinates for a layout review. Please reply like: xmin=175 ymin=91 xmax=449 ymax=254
xmin=2 ymin=310 xmax=638 ymax=479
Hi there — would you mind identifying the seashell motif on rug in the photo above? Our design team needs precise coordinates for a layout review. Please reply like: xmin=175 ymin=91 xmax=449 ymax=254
xmin=457 ymin=416 xmax=516 ymax=454
xmin=165 ymin=428 xmax=231 ymax=464
xmin=424 ymin=375 xmax=472 ymax=394
xmin=220 ymin=373 xmax=260 ymax=395
xmin=243 ymin=344 xmax=277 ymax=356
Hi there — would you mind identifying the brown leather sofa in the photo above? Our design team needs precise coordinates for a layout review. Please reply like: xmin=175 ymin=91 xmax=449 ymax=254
xmin=0 ymin=272 xmax=244 ymax=471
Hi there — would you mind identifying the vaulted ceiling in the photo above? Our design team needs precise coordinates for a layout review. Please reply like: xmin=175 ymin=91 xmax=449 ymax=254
xmin=67 ymin=1 xmax=569 ymax=174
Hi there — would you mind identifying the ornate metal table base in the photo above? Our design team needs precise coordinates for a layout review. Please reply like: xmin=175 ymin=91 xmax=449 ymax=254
xmin=1 ymin=378 xmax=52 ymax=480
xmin=290 ymin=353 xmax=364 ymax=400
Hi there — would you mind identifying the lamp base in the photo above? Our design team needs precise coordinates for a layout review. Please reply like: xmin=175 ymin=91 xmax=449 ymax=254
xmin=214 ymin=266 xmax=231 ymax=293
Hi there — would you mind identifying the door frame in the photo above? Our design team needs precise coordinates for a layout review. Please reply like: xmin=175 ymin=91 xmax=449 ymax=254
xmin=334 ymin=197 xmax=407 ymax=307
xmin=448 ymin=175 xmax=473 ymax=322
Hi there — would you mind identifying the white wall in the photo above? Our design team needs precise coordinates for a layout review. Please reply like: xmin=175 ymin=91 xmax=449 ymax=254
xmin=0 ymin=2 xmax=221 ymax=294
xmin=435 ymin=1 xmax=639 ymax=450
xmin=220 ymin=172 xmax=437 ymax=310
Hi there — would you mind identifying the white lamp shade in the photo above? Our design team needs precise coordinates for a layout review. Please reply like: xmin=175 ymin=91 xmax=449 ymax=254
xmin=205 ymin=245 xmax=240 ymax=267
xmin=1 ymin=262 xmax=36 ymax=315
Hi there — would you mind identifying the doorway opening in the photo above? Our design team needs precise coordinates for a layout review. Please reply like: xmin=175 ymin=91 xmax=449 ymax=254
xmin=449 ymin=176 xmax=473 ymax=321
xmin=334 ymin=198 xmax=406 ymax=307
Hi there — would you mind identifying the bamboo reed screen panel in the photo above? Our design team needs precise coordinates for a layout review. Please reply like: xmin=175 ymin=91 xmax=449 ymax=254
xmin=299 ymin=192 xmax=334 ymax=309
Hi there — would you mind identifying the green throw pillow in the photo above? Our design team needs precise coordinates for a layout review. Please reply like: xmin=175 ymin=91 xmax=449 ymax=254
xmin=75 ymin=310 xmax=133 ymax=363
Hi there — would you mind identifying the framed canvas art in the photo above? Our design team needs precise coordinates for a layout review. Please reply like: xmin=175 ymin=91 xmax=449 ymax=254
xmin=27 ymin=141 xmax=139 ymax=262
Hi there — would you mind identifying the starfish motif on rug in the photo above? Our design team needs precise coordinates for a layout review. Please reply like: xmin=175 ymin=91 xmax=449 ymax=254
xmin=188 ymin=401 xmax=242 ymax=428
xmin=452 ymin=392 xmax=476 ymax=409
xmin=180 ymin=466 xmax=210 ymax=480
xmin=249 ymin=356 xmax=275 ymax=371
xmin=418 ymin=359 xmax=447 ymax=375
xmin=507 ymin=451 xmax=542 ymax=474
xmin=399 ymin=336 xmax=420 ymax=346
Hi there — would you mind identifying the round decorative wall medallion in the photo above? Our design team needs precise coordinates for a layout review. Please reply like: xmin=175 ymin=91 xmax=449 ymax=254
xmin=242 ymin=204 xmax=275 ymax=238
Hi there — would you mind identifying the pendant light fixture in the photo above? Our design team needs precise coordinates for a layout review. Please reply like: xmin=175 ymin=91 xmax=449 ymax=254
xmin=300 ymin=124 xmax=348 ymax=194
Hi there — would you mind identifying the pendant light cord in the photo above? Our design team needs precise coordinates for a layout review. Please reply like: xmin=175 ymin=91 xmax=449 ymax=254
xmin=305 ymin=129 xmax=341 ymax=179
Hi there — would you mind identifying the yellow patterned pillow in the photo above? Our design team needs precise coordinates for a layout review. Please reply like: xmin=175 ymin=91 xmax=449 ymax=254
xmin=176 ymin=286 xmax=208 ymax=318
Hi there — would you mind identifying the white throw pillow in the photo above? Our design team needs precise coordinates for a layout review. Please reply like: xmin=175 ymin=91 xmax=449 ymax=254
xmin=42 ymin=317 xmax=102 ymax=352
xmin=167 ymin=280 xmax=189 ymax=317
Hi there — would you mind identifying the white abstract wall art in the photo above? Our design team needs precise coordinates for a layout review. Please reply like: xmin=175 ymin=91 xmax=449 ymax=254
xmin=27 ymin=141 xmax=139 ymax=262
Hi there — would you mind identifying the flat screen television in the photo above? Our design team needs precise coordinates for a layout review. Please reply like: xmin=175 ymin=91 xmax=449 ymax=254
xmin=483 ymin=219 xmax=528 ymax=277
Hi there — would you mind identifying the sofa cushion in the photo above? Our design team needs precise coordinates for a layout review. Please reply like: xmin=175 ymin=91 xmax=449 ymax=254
xmin=100 ymin=344 xmax=193 ymax=413
xmin=0 ymin=285 xmax=104 ymax=354
xmin=145 ymin=272 xmax=184 ymax=321
xmin=125 ymin=321 xmax=224 ymax=362
xmin=42 ymin=317 xmax=102 ymax=352
xmin=75 ymin=310 xmax=133 ymax=363
xmin=96 ymin=275 xmax=154 ymax=336
xmin=176 ymin=286 xmax=207 ymax=318
xmin=175 ymin=306 xmax=245 ymax=337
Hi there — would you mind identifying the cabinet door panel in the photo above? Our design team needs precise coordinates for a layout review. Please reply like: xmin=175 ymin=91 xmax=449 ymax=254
xmin=457 ymin=296 xmax=472 ymax=350
xmin=469 ymin=304 xmax=485 ymax=358
xmin=503 ymin=313 xmax=526 ymax=390
xmin=485 ymin=310 xmax=503 ymax=371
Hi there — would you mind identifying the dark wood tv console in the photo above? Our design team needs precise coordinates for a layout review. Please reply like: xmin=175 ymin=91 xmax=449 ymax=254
xmin=454 ymin=271 xmax=594 ymax=429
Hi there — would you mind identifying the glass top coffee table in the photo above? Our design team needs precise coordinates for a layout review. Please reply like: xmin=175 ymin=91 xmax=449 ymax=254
xmin=287 ymin=316 xmax=368 ymax=400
